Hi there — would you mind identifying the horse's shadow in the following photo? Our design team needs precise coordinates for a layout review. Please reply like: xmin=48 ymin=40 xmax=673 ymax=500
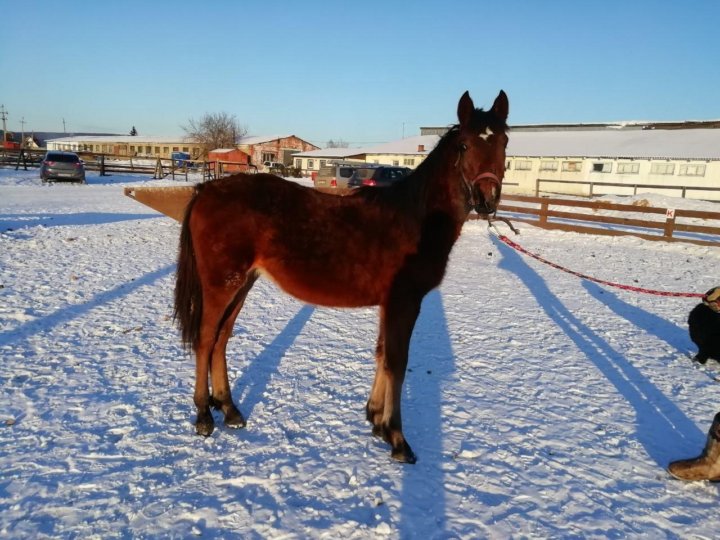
xmin=0 ymin=264 xmax=175 ymax=346
xmin=233 ymin=304 xmax=316 ymax=420
xmin=0 ymin=212 xmax=159 ymax=232
xmin=493 ymin=236 xmax=704 ymax=465
xmin=583 ymin=281 xmax=694 ymax=356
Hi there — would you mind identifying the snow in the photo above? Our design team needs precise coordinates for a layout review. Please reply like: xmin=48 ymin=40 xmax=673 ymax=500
xmin=1 ymin=168 xmax=720 ymax=538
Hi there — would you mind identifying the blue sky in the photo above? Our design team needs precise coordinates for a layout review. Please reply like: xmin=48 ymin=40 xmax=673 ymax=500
xmin=1 ymin=0 xmax=718 ymax=146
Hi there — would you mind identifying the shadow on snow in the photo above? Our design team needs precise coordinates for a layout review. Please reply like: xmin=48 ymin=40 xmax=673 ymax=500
xmin=493 ymin=235 xmax=704 ymax=465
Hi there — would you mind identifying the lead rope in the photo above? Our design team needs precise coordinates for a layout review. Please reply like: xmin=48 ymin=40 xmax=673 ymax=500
xmin=486 ymin=219 xmax=704 ymax=298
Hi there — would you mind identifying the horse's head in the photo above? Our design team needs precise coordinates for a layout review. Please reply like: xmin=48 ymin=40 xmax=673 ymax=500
xmin=455 ymin=90 xmax=509 ymax=215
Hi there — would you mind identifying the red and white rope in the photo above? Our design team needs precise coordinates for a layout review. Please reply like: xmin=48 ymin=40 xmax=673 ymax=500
xmin=488 ymin=225 xmax=704 ymax=298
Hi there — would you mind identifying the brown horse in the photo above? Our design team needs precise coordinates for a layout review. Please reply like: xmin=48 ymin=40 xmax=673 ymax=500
xmin=174 ymin=90 xmax=509 ymax=463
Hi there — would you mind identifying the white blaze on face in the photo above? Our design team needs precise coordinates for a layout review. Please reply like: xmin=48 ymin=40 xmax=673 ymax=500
xmin=479 ymin=127 xmax=494 ymax=141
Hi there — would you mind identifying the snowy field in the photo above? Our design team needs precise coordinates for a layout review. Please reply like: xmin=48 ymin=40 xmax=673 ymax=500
xmin=1 ymin=168 xmax=720 ymax=538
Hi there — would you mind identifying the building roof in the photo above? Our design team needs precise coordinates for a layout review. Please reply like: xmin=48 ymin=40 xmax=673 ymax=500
xmin=237 ymin=134 xmax=294 ymax=145
xmin=293 ymin=147 xmax=365 ymax=159
xmin=45 ymin=134 xmax=193 ymax=144
xmin=357 ymin=135 xmax=439 ymax=156
xmin=507 ymin=129 xmax=720 ymax=160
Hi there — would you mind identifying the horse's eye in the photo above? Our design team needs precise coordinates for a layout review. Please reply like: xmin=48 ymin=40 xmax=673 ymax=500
xmin=459 ymin=143 xmax=468 ymax=152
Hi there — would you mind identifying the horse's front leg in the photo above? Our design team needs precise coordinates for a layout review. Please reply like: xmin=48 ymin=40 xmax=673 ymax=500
xmin=377 ymin=291 xmax=422 ymax=464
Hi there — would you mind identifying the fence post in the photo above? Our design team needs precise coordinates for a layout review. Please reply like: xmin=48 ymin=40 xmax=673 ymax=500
xmin=663 ymin=209 xmax=676 ymax=239
xmin=535 ymin=178 xmax=540 ymax=197
xmin=100 ymin=155 xmax=106 ymax=176
xmin=539 ymin=200 xmax=549 ymax=226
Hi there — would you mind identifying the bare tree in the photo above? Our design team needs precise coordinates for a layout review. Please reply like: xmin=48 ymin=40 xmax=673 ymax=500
xmin=182 ymin=112 xmax=247 ymax=155
xmin=326 ymin=138 xmax=349 ymax=148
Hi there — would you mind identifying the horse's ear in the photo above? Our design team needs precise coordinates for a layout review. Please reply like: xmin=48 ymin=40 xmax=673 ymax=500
xmin=491 ymin=90 xmax=509 ymax=122
xmin=457 ymin=91 xmax=474 ymax=126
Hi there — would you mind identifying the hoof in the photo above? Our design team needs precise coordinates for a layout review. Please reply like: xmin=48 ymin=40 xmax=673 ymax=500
xmin=391 ymin=441 xmax=417 ymax=464
xmin=694 ymin=355 xmax=709 ymax=365
xmin=195 ymin=412 xmax=215 ymax=437
xmin=224 ymin=408 xmax=246 ymax=429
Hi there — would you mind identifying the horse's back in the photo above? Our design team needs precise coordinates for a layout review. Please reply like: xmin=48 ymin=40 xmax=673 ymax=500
xmin=187 ymin=174 xmax=415 ymax=307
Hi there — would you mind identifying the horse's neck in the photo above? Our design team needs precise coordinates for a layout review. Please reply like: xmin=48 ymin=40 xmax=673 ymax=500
xmin=419 ymin=143 xmax=468 ymax=223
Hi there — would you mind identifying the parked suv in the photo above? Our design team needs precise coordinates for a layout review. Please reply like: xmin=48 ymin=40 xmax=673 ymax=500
xmin=348 ymin=166 xmax=411 ymax=187
xmin=314 ymin=162 xmax=362 ymax=189
xmin=40 ymin=151 xmax=86 ymax=183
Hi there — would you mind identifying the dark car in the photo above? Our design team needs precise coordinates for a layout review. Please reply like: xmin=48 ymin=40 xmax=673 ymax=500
xmin=40 ymin=151 xmax=86 ymax=183
xmin=348 ymin=166 xmax=411 ymax=187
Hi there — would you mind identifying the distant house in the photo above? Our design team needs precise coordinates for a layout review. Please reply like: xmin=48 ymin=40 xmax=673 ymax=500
xmin=354 ymin=135 xmax=438 ymax=169
xmin=292 ymin=135 xmax=438 ymax=175
xmin=236 ymin=135 xmax=319 ymax=171
xmin=291 ymin=147 xmax=366 ymax=173
xmin=207 ymin=148 xmax=252 ymax=172
xmin=45 ymin=135 xmax=205 ymax=159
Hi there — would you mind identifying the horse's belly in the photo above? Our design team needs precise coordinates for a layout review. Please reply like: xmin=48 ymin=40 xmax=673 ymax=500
xmin=256 ymin=263 xmax=390 ymax=308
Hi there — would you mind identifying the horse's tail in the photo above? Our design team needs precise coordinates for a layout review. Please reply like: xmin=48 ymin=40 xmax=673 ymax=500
xmin=174 ymin=187 xmax=203 ymax=351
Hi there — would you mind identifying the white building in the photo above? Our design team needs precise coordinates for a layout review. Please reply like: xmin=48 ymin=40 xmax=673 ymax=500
xmin=504 ymin=128 xmax=720 ymax=199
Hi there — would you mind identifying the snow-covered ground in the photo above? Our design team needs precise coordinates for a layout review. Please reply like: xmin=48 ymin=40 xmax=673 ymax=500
xmin=1 ymin=168 xmax=719 ymax=538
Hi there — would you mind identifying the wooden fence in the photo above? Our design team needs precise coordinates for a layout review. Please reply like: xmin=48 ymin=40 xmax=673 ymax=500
xmin=491 ymin=193 xmax=720 ymax=247
xmin=534 ymin=177 xmax=720 ymax=200
xmin=0 ymin=148 xmax=256 ymax=181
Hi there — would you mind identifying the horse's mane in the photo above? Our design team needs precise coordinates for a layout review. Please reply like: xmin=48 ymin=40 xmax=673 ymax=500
xmin=353 ymin=106 xmax=507 ymax=217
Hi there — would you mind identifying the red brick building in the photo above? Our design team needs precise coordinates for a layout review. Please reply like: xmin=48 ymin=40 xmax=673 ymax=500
xmin=237 ymin=135 xmax=319 ymax=171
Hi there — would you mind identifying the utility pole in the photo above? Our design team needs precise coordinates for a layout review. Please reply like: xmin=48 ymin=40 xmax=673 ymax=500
xmin=0 ymin=105 xmax=7 ymax=142
xmin=20 ymin=117 xmax=26 ymax=148
xmin=62 ymin=118 xmax=66 ymax=133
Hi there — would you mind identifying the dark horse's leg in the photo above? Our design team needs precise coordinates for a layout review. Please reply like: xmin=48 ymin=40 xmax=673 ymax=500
xmin=209 ymin=270 xmax=259 ymax=428
xmin=194 ymin=271 xmax=255 ymax=436
xmin=369 ymin=287 xmax=422 ymax=463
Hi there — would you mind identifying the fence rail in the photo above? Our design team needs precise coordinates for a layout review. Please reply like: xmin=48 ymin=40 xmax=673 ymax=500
xmin=534 ymin=177 xmax=720 ymax=199
xmin=489 ymin=193 xmax=720 ymax=247
xmin=0 ymin=147 xmax=257 ymax=181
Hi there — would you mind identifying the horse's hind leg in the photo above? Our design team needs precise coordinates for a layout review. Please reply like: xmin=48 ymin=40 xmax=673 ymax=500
xmin=193 ymin=278 xmax=252 ymax=437
xmin=210 ymin=270 xmax=259 ymax=428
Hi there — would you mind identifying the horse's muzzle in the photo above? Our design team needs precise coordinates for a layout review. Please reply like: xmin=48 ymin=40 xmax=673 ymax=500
xmin=471 ymin=172 xmax=501 ymax=214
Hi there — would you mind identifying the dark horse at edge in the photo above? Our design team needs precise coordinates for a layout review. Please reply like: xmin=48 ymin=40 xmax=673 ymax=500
xmin=174 ymin=90 xmax=509 ymax=463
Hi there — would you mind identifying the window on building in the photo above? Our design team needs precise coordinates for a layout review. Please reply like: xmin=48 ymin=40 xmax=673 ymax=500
xmin=262 ymin=152 xmax=276 ymax=163
xmin=319 ymin=160 xmax=326 ymax=168
xmin=393 ymin=160 xmax=400 ymax=166
xmin=307 ymin=159 xmax=314 ymax=169
xmin=154 ymin=147 xmax=160 ymax=155
xmin=295 ymin=159 xmax=302 ymax=168
xmin=540 ymin=160 xmax=558 ymax=171
xmin=514 ymin=160 xmax=532 ymax=171
xmin=679 ymin=163 xmax=706 ymax=176
xmin=182 ymin=147 xmax=189 ymax=153
xmin=145 ymin=146 xmax=152 ymax=154
xmin=403 ymin=158 xmax=415 ymax=166
xmin=592 ymin=162 xmax=612 ymax=173
xmin=617 ymin=162 xmax=639 ymax=174
xmin=163 ymin=147 xmax=169 ymax=154
xmin=561 ymin=161 xmax=582 ymax=172
xmin=505 ymin=160 xmax=511 ymax=170
xmin=172 ymin=147 xmax=179 ymax=152
xmin=130 ymin=146 xmax=136 ymax=153
xmin=650 ymin=163 xmax=675 ymax=175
